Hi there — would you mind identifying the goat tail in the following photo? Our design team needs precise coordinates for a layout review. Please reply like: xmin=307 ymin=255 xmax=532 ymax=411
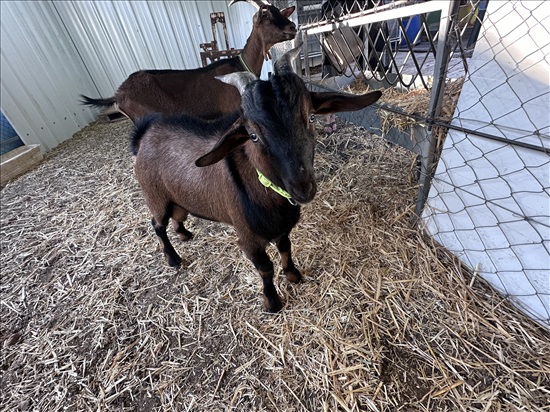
xmin=79 ymin=94 xmax=116 ymax=109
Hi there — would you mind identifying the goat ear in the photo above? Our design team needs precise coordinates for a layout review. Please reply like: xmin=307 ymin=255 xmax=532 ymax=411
xmin=195 ymin=120 xmax=249 ymax=167
xmin=280 ymin=6 xmax=296 ymax=18
xmin=310 ymin=90 xmax=382 ymax=114
xmin=216 ymin=72 xmax=257 ymax=96
xmin=273 ymin=42 xmax=302 ymax=74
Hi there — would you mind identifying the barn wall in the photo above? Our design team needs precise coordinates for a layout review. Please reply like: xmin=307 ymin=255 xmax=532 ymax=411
xmin=0 ymin=1 xmax=269 ymax=153
xmin=58 ymin=0 xmax=269 ymax=99
xmin=421 ymin=1 xmax=550 ymax=328
xmin=0 ymin=1 xmax=97 ymax=152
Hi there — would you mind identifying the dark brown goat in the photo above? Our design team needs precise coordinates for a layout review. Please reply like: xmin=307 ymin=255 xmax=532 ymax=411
xmin=80 ymin=1 xmax=297 ymax=122
xmin=132 ymin=45 xmax=381 ymax=312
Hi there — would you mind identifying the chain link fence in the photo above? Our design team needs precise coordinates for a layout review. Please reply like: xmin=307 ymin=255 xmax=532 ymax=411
xmin=297 ymin=0 xmax=549 ymax=328
xmin=422 ymin=0 xmax=549 ymax=329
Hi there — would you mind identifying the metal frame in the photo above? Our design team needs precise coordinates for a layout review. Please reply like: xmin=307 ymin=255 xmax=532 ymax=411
xmin=301 ymin=0 xmax=462 ymax=216
xmin=199 ymin=12 xmax=241 ymax=67
xmin=300 ymin=1 xmax=445 ymax=35
xmin=416 ymin=0 xmax=462 ymax=215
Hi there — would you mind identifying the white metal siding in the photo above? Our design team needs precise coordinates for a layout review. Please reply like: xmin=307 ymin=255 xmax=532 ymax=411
xmin=59 ymin=0 xmax=264 ymax=99
xmin=1 ymin=1 xmax=96 ymax=152
xmin=0 ymin=1 xmax=266 ymax=153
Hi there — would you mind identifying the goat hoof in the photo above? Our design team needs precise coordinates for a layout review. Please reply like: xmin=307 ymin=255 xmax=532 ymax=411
xmin=285 ymin=269 xmax=302 ymax=284
xmin=167 ymin=255 xmax=183 ymax=268
xmin=264 ymin=295 xmax=283 ymax=313
xmin=177 ymin=230 xmax=193 ymax=241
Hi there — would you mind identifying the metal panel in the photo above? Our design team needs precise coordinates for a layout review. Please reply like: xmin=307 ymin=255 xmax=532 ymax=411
xmin=0 ymin=1 xmax=97 ymax=152
xmin=59 ymin=0 xmax=264 ymax=98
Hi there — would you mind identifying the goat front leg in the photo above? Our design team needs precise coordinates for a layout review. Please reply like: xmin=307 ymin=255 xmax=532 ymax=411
xmin=275 ymin=233 xmax=302 ymax=284
xmin=152 ymin=217 xmax=182 ymax=267
xmin=239 ymin=240 xmax=282 ymax=313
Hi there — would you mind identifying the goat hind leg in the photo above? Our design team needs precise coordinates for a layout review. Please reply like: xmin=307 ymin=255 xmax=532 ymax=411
xmin=152 ymin=217 xmax=183 ymax=267
xmin=275 ymin=233 xmax=302 ymax=284
xmin=171 ymin=205 xmax=193 ymax=241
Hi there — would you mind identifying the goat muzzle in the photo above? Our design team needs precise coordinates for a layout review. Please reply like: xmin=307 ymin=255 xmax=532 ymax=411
xmin=284 ymin=25 xmax=298 ymax=40
xmin=287 ymin=179 xmax=317 ymax=205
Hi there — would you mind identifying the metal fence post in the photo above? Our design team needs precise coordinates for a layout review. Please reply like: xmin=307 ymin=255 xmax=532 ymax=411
xmin=415 ymin=0 xmax=462 ymax=216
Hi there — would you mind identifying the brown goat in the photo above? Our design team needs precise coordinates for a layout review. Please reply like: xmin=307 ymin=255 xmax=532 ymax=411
xmin=80 ymin=1 xmax=297 ymax=122
xmin=132 ymin=45 xmax=381 ymax=312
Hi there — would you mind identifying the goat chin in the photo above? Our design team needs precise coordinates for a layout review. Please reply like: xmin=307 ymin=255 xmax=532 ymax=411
xmin=290 ymin=193 xmax=316 ymax=206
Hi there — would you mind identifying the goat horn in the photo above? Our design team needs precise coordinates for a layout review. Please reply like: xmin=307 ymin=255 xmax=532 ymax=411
xmin=216 ymin=72 xmax=258 ymax=96
xmin=228 ymin=0 xmax=270 ymax=9
xmin=273 ymin=42 xmax=302 ymax=74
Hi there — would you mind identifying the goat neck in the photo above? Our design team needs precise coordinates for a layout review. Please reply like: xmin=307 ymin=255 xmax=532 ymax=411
xmin=240 ymin=36 xmax=266 ymax=75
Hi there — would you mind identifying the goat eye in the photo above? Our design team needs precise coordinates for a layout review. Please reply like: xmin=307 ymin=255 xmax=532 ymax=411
xmin=250 ymin=133 xmax=259 ymax=142
xmin=309 ymin=114 xmax=316 ymax=123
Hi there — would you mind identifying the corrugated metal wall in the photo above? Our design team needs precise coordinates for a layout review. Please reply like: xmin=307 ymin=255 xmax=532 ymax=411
xmin=0 ymin=1 xmax=266 ymax=153
xmin=59 ymin=0 xmax=266 ymax=98
xmin=1 ymin=1 xmax=96 ymax=152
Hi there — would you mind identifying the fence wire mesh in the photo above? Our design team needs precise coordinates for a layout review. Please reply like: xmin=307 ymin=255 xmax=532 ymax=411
xmin=423 ymin=0 xmax=549 ymax=328
xmin=297 ymin=0 xmax=550 ymax=328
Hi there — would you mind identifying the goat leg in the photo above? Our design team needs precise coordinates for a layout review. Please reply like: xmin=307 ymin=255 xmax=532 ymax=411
xmin=171 ymin=205 xmax=193 ymax=241
xmin=172 ymin=221 xmax=193 ymax=241
xmin=257 ymin=263 xmax=283 ymax=313
xmin=275 ymin=233 xmax=302 ymax=284
xmin=241 ymin=241 xmax=283 ymax=313
xmin=152 ymin=218 xmax=183 ymax=267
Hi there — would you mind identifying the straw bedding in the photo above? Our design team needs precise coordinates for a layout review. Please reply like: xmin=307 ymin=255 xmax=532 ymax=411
xmin=348 ymin=77 xmax=465 ymax=154
xmin=1 ymin=118 xmax=548 ymax=411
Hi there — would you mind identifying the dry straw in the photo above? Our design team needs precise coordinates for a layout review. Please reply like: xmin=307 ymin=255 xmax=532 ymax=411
xmin=348 ymin=78 xmax=464 ymax=154
xmin=1 ymin=118 xmax=548 ymax=411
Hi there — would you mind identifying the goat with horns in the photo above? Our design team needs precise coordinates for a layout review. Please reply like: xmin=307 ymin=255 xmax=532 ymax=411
xmin=131 ymin=44 xmax=382 ymax=312
xmin=80 ymin=0 xmax=297 ymax=122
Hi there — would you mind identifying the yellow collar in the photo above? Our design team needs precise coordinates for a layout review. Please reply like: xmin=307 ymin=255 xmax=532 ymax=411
xmin=256 ymin=169 xmax=297 ymax=205
xmin=238 ymin=54 xmax=254 ymax=74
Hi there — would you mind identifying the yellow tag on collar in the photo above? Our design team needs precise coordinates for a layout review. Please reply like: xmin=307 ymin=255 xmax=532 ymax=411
xmin=256 ymin=169 xmax=293 ymax=200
